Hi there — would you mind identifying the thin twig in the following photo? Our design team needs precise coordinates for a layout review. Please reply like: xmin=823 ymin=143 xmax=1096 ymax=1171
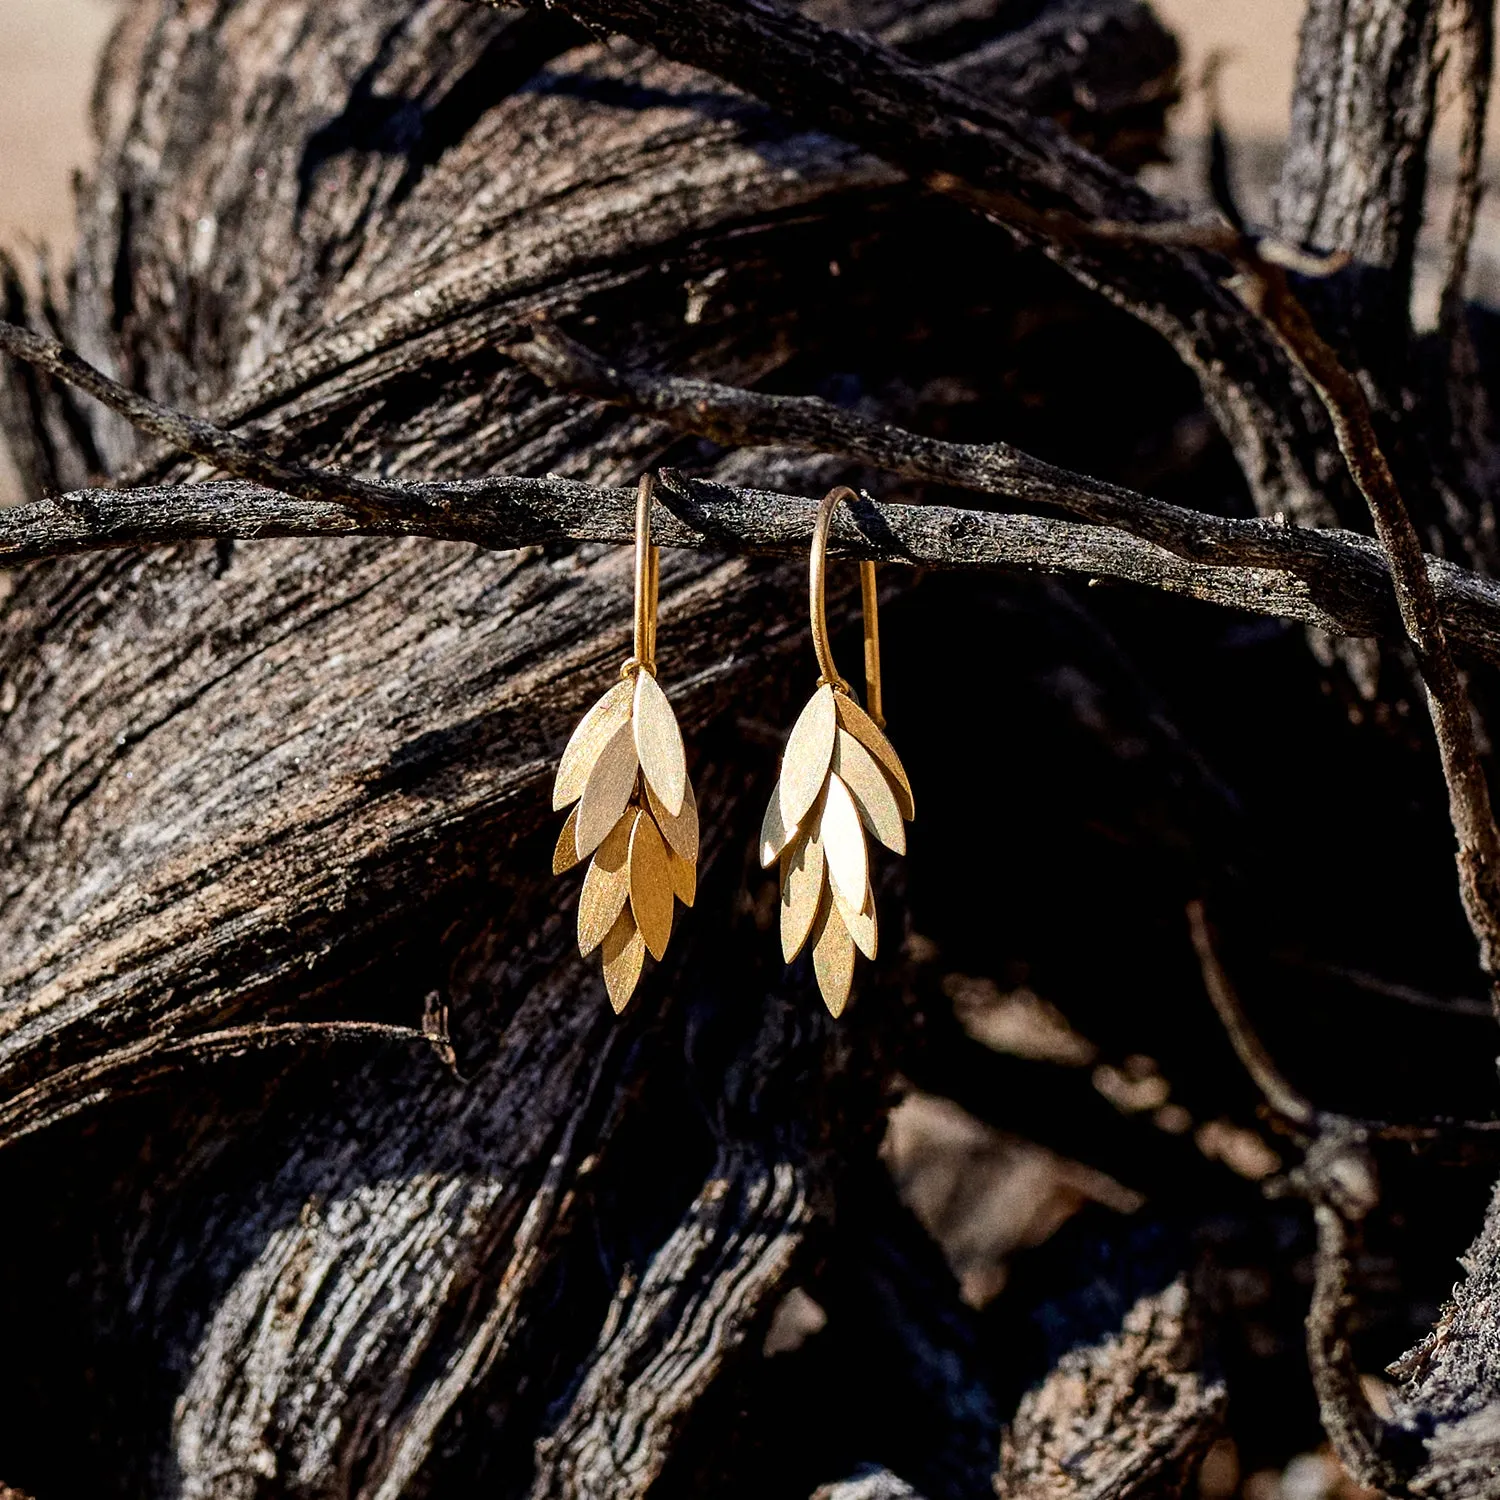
xmin=1305 ymin=1199 xmax=1423 ymax=1496
xmin=507 ymin=319 xmax=1341 ymax=577
xmin=1186 ymin=900 xmax=1315 ymax=1131
xmin=1187 ymin=902 xmax=1424 ymax=1494
xmin=1188 ymin=903 xmax=1500 ymax=1154
xmin=1244 ymin=255 xmax=1500 ymax=1003
xmin=13 ymin=471 xmax=1500 ymax=676
xmin=12 ymin=320 xmax=1500 ymax=671
xmin=0 ymin=319 xmax=426 ymax=518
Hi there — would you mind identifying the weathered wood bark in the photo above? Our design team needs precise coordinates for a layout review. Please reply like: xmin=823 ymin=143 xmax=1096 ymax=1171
xmin=0 ymin=3 xmax=1211 ymax=1498
xmin=1275 ymin=0 xmax=1442 ymax=310
xmin=5 ymin=0 xmax=1500 ymax=1497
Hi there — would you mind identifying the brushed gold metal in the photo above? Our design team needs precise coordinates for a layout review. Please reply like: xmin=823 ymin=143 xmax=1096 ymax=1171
xmin=832 ymin=877 xmax=877 ymax=960
xmin=859 ymin=560 xmax=883 ymax=727
xmin=833 ymin=729 xmax=906 ymax=854
xmin=553 ymin=472 xmax=700 ymax=1009
xmin=808 ymin=488 xmax=882 ymax=726
xmin=761 ymin=486 xmax=911 ymax=1015
xmin=578 ymin=810 xmax=635 ymax=956
xmin=553 ymin=678 xmax=634 ymax=810
xmin=809 ymin=487 xmax=857 ymax=696
xmin=634 ymin=473 xmax=658 ymax=671
xmin=779 ymin=818 xmax=825 ymax=962
xmin=760 ymin=781 xmax=799 ymax=868
xmin=629 ymin=810 xmax=675 ymax=960
xmin=575 ymin=720 xmax=639 ymax=857
xmin=667 ymin=843 xmax=696 ymax=907
xmin=647 ymin=775 xmax=698 ymax=863
xmin=633 ymin=667 xmax=687 ymax=816
xmin=602 ymin=904 xmax=646 ymax=1013
xmin=552 ymin=804 xmax=583 ymax=875
xmin=833 ymin=694 xmax=913 ymax=820
xmin=819 ymin=772 xmax=868 ymax=911
xmin=811 ymin=889 xmax=855 ymax=1018
xmin=778 ymin=683 xmax=837 ymax=832
xmin=646 ymin=538 xmax=660 ymax=668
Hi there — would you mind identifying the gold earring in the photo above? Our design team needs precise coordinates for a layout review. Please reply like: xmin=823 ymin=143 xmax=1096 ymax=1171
xmin=759 ymin=486 xmax=914 ymax=1017
xmin=551 ymin=473 xmax=698 ymax=1013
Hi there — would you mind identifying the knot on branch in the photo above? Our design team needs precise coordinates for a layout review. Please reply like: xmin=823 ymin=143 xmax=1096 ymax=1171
xmin=1292 ymin=1128 xmax=1379 ymax=1223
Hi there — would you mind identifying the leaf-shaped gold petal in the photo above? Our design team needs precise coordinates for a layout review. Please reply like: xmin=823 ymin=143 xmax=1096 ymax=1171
xmin=633 ymin=669 xmax=688 ymax=817
xmin=778 ymin=684 xmax=837 ymax=833
xmin=819 ymin=773 xmax=868 ymax=912
xmin=759 ymin=780 xmax=799 ymax=869
xmin=832 ymin=876 xmax=877 ymax=960
xmin=577 ymin=810 xmax=636 ymax=956
xmin=811 ymin=889 xmax=855 ymax=1019
xmin=629 ymin=810 xmax=675 ymax=961
xmin=647 ymin=775 xmax=699 ymax=863
xmin=601 ymin=905 xmax=646 ymax=1014
xmin=552 ymin=805 xmax=583 ymax=875
xmin=553 ymin=678 xmax=634 ymax=811
xmin=779 ymin=817 xmax=825 ymax=963
xmin=667 ymin=844 xmax=696 ymax=907
xmin=833 ymin=729 xmax=906 ymax=855
xmin=575 ymin=721 xmax=639 ymax=858
xmin=833 ymin=693 xmax=914 ymax=821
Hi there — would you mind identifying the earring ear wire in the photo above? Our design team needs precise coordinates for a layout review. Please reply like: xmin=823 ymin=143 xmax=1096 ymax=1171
xmin=552 ymin=473 xmax=698 ymax=1014
xmin=809 ymin=485 xmax=883 ymax=725
xmin=631 ymin=473 xmax=661 ymax=675
xmin=760 ymin=486 xmax=914 ymax=1017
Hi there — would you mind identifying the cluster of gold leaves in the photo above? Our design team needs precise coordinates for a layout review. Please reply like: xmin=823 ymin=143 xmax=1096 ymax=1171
xmin=759 ymin=683 xmax=914 ymax=1016
xmin=553 ymin=669 xmax=698 ymax=1012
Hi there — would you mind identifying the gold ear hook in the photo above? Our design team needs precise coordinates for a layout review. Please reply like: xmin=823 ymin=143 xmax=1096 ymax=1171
xmin=632 ymin=472 xmax=661 ymax=675
xmin=810 ymin=485 xmax=884 ymax=727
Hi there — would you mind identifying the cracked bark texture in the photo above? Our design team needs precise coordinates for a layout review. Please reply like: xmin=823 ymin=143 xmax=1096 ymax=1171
xmin=5 ymin=0 xmax=1500 ymax=1498
xmin=0 ymin=3 xmax=1214 ymax=1498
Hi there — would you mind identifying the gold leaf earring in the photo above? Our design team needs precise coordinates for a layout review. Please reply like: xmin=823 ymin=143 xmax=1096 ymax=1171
xmin=552 ymin=473 xmax=698 ymax=1013
xmin=760 ymin=486 xmax=914 ymax=1017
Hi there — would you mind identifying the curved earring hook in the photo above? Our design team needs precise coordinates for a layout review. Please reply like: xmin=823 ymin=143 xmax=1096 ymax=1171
xmin=810 ymin=485 xmax=884 ymax=727
xmin=630 ymin=472 xmax=661 ymax=676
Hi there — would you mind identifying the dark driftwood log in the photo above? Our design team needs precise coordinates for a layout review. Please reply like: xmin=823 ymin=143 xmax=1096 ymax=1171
xmin=4 ymin=0 xmax=1500 ymax=1497
xmin=0 ymin=3 xmax=1214 ymax=1498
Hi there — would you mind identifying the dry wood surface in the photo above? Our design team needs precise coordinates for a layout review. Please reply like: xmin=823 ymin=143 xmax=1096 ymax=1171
xmin=4 ymin=1 xmax=1500 ymax=1499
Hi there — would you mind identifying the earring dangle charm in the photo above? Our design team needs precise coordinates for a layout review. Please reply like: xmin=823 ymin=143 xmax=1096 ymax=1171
xmin=551 ymin=473 xmax=698 ymax=1013
xmin=759 ymin=486 xmax=914 ymax=1017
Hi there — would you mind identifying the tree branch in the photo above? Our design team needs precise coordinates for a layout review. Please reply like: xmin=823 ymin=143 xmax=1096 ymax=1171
xmin=499 ymin=0 xmax=1169 ymax=233
xmin=0 ymin=475 xmax=1391 ymax=641
xmin=506 ymin=319 xmax=1338 ymax=575
xmin=1188 ymin=902 xmax=1469 ymax=1495
xmin=1238 ymin=250 xmax=1500 ymax=1000
xmin=15 ymin=316 xmax=1500 ymax=681
xmin=0 ymin=320 xmax=426 ymax=519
